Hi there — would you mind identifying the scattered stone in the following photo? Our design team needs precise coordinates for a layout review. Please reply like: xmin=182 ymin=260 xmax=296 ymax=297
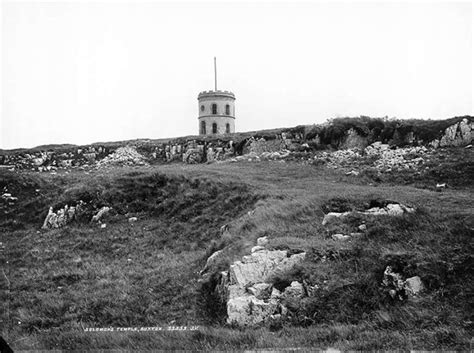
xmin=358 ymin=224 xmax=367 ymax=231
xmin=128 ymin=217 xmax=138 ymax=223
xmin=436 ymin=183 xmax=446 ymax=189
xmin=322 ymin=212 xmax=351 ymax=225
xmin=381 ymin=266 xmax=424 ymax=301
xmin=350 ymin=232 xmax=364 ymax=237
xmin=405 ymin=276 xmax=424 ymax=296
xmin=100 ymin=223 xmax=107 ymax=229
xmin=332 ymin=234 xmax=351 ymax=241
xmin=345 ymin=170 xmax=359 ymax=176
xmin=91 ymin=206 xmax=111 ymax=223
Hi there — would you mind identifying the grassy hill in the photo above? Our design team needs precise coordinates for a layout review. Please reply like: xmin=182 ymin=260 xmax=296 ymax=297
xmin=0 ymin=146 xmax=473 ymax=350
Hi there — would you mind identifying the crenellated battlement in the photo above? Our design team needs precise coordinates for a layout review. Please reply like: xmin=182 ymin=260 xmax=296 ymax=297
xmin=198 ymin=90 xmax=235 ymax=99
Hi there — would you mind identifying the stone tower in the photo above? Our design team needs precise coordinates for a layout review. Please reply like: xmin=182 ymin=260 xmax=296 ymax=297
xmin=198 ymin=58 xmax=235 ymax=135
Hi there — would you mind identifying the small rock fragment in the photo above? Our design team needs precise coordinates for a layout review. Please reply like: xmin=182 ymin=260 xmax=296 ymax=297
xmin=332 ymin=234 xmax=351 ymax=241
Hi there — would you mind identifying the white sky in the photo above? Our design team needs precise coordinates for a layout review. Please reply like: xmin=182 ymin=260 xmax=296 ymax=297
xmin=1 ymin=1 xmax=473 ymax=149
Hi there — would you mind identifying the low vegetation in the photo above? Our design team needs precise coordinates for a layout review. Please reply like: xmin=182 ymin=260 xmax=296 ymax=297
xmin=1 ymin=147 xmax=473 ymax=350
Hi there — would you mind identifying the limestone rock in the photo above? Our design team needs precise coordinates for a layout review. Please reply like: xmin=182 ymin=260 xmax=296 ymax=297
xmin=283 ymin=281 xmax=304 ymax=298
xmin=322 ymin=212 xmax=350 ymax=225
xmin=248 ymin=283 xmax=273 ymax=299
xmin=332 ymin=234 xmax=351 ymax=241
xmin=270 ymin=287 xmax=282 ymax=299
xmin=227 ymin=295 xmax=279 ymax=326
xmin=91 ymin=206 xmax=110 ymax=223
xmin=405 ymin=276 xmax=424 ymax=296
xmin=251 ymin=245 xmax=266 ymax=253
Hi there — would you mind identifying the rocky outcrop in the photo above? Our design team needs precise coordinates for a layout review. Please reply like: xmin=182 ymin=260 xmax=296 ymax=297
xmin=42 ymin=202 xmax=85 ymax=229
xmin=217 ymin=237 xmax=307 ymax=326
xmin=340 ymin=128 xmax=368 ymax=150
xmin=1 ymin=116 xmax=472 ymax=171
xmin=322 ymin=203 xmax=414 ymax=226
xmin=431 ymin=118 xmax=473 ymax=148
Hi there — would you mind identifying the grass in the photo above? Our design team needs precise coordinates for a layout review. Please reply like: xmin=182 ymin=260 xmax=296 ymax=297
xmin=1 ymin=152 xmax=473 ymax=350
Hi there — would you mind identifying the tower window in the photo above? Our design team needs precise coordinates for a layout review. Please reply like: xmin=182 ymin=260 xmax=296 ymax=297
xmin=212 ymin=123 xmax=217 ymax=134
xmin=201 ymin=105 xmax=205 ymax=112
xmin=212 ymin=103 xmax=217 ymax=115
xmin=226 ymin=123 xmax=230 ymax=133
xmin=226 ymin=104 xmax=230 ymax=115
xmin=200 ymin=121 xmax=206 ymax=135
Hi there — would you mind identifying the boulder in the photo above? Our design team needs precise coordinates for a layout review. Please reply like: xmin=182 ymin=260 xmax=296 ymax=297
xmin=405 ymin=276 xmax=424 ymax=296
xmin=332 ymin=234 xmax=351 ymax=241
xmin=230 ymin=250 xmax=288 ymax=287
xmin=322 ymin=212 xmax=350 ymax=225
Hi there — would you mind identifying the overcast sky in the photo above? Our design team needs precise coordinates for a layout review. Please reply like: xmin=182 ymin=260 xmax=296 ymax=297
xmin=1 ymin=1 xmax=472 ymax=149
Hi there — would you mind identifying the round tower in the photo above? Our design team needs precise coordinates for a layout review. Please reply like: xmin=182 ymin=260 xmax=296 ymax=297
xmin=198 ymin=90 xmax=236 ymax=135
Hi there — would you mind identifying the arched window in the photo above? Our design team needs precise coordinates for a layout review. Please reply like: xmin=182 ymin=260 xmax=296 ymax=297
xmin=212 ymin=123 xmax=218 ymax=134
xmin=200 ymin=121 xmax=206 ymax=135
xmin=226 ymin=123 xmax=230 ymax=133
xmin=212 ymin=103 xmax=217 ymax=115
xmin=225 ymin=104 xmax=230 ymax=115
xmin=201 ymin=105 xmax=205 ymax=112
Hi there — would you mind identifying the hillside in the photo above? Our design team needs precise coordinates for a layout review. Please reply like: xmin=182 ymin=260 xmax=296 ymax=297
xmin=0 ymin=116 xmax=473 ymax=350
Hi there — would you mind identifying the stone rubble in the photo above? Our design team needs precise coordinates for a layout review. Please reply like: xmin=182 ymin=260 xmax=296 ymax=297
xmin=217 ymin=237 xmax=307 ymax=326
xmin=41 ymin=201 xmax=85 ymax=229
xmin=381 ymin=266 xmax=424 ymax=300
xmin=322 ymin=203 xmax=414 ymax=225
xmin=97 ymin=146 xmax=147 ymax=167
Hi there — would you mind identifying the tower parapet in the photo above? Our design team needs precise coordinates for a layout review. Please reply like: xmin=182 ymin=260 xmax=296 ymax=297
xmin=197 ymin=59 xmax=236 ymax=135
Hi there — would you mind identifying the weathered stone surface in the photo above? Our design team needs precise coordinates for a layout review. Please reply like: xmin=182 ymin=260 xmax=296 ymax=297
xmin=251 ymin=245 xmax=266 ymax=253
xmin=230 ymin=250 xmax=289 ymax=287
xmin=248 ymin=283 xmax=273 ymax=299
xmin=322 ymin=212 xmax=350 ymax=225
xmin=227 ymin=295 xmax=279 ymax=326
xmin=332 ymin=233 xmax=351 ymax=241
xmin=283 ymin=281 xmax=305 ymax=298
xmin=91 ymin=206 xmax=110 ymax=223
xmin=42 ymin=202 xmax=84 ymax=229
xmin=405 ymin=276 xmax=424 ymax=296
